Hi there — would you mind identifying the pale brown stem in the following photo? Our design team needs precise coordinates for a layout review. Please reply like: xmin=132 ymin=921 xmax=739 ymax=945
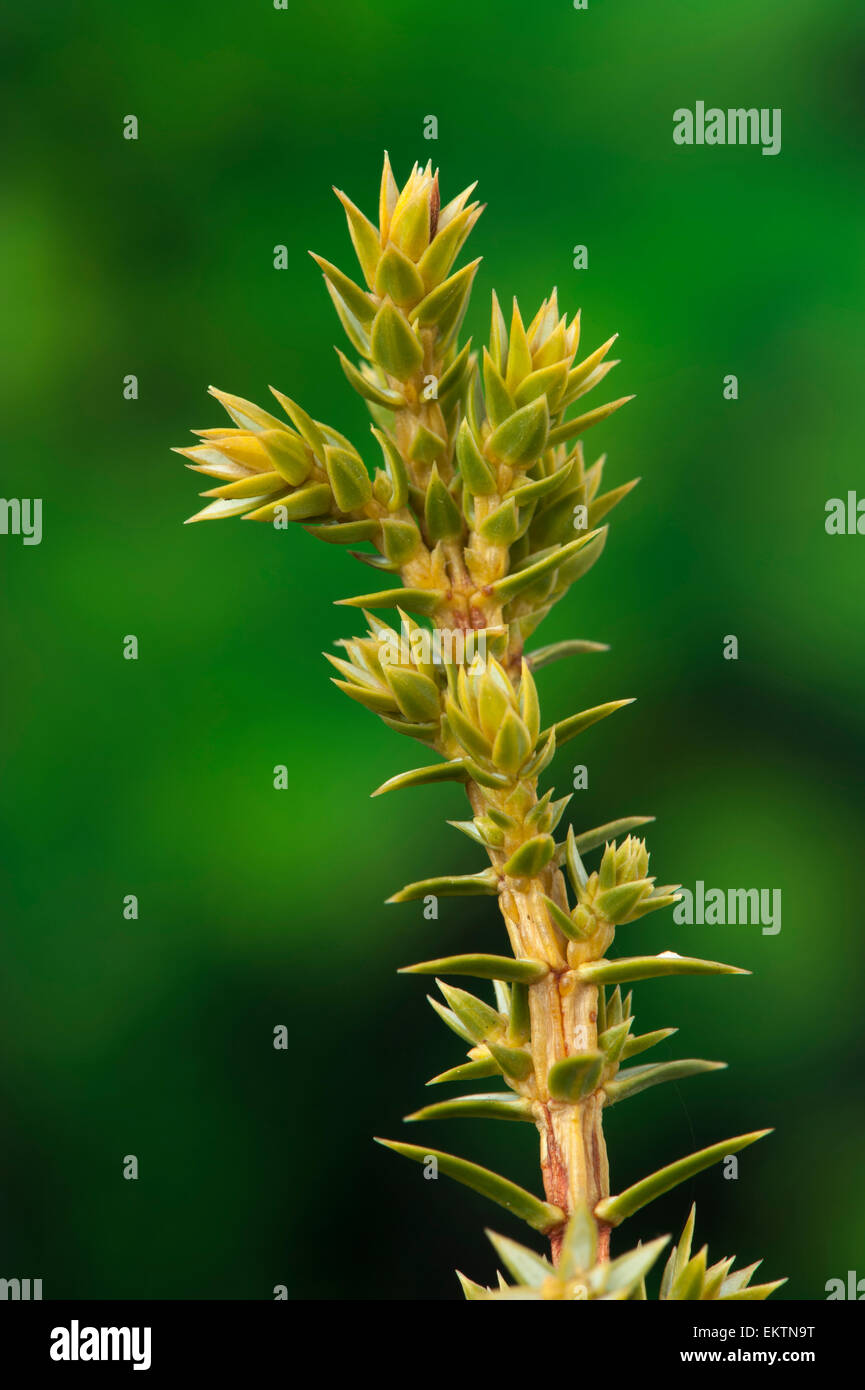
xmin=466 ymin=784 xmax=612 ymax=1264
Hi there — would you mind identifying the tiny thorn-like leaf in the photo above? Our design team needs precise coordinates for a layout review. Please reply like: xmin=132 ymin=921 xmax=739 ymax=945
xmin=486 ymin=1039 xmax=534 ymax=1081
xmin=427 ymin=1057 xmax=500 ymax=1085
xmin=547 ymin=395 xmax=635 ymax=448
xmin=336 ymin=587 xmax=444 ymax=615
xmin=456 ymin=1270 xmax=489 ymax=1300
xmin=374 ymin=1139 xmax=565 ymax=1233
xmin=485 ymin=1230 xmax=554 ymax=1287
xmin=720 ymin=1260 xmax=761 ymax=1296
xmin=602 ymin=1235 xmax=671 ymax=1296
xmin=404 ymin=1093 xmax=534 ymax=1124
xmin=503 ymin=835 xmax=555 ymax=879
xmin=621 ymin=1027 xmax=677 ymax=1061
xmin=371 ymin=758 xmax=467 ymax=796
xmin=724 ymin=1280 xmax=788 ymax=1301
xmin=335 ymin=349 xmax=403 ymax=408
xmin=598 ymin=1019 xmax=632 ymax=1063
xmin=436 ymin=981 xmax=503 ymax=1045
xmin=541 ymin=893 xmax=590 ymax=942
xmin=595 ymin=878 xmax=654 ymax=923
xmin=595 ymin=1130 xmax=773 ymax=1227
xmin=558 ymin=1202 xmax=597 ymax=1276
xmin=488 ymin=530 xmax=605 ymax=603
xmin=569 ymin=816 xmax=655 ymax=856
xmin=486 ymin=396 xmax=550 ymax=467
xmin=604 ymin=1059 xmax=726 ymax=1105
xmin=540 ymin=698 xmax=635 ymax=749
xmin=526 ymin=639 xmax=610 ymax=671
xmin=578 ymin=954 xmax=750 ymax=985
xmin=400 ymin=954 xmax=548 ymax=984
xmin=565 ymin=825 xmax=589 ymax=894
xmin=309 ymin=252 xmax=376 ymax=324
xmin=370 ymin=300 xmax=424 ymax=379
xmin=305 ymin=518 xmax=380 ymax=545
xmin=548 ymin=1052 xmax=604 ymax=1102
xmin=386 ymin=869 xmax=499 ymax=903
xmin=427 ymin=996 xmax=475 ymax=1044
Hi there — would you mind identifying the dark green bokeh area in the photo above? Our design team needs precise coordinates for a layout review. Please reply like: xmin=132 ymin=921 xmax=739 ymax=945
xmin=2 ymin=0 xmax=864 ymax=1299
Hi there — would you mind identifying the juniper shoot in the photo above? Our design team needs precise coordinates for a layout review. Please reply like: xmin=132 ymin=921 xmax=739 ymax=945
xmin=174 ymin=156 xmax=784 ymax=1301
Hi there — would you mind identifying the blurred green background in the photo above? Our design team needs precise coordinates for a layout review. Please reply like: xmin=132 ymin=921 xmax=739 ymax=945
xmin=1 ymin=0 xmax=863 ymax=1300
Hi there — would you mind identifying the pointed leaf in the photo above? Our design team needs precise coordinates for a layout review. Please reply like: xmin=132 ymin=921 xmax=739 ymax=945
xmin=491 ymin=707 xmax=532 ymax=775
xmin=371 ymin=757 xmax=467 ymax=797
xmin=541 ymin=893 xmax=590 ymax=942
xmin=370 ymin=300 xmax=424 ymax=380
xmin=564 ymin=826 xmax=589 ymax=895
xmin=503 ymin=835 xmax=555 ymax=878
xmin=248 ymin=482 xmax=330 ymax=522
xmin=333 ymin=187 xmax=380 ymax=288
xmin=310 ymin=252 xmax=376 ymax=324
xmin=490 ymin=530 xmax=604 ymax=604
xmin=605 ymin=1059 xmax=726 ymax=1105
xmin=603 ymin=1236 xmax=671 ymax=1295
xmin=558 ymin=1202 xmax=597 ymax=1277
xmin=578 ymin=954 xmax=750 ymax=986
xmin=486 ymin=1231 xmax=554 ymax=1287
xmin=588 ymin=477 xmax=640 ymax=528
xmin=621 ymin=1027 xmax=677 ymax=1061
xmin=337 ymin=587 xmax=444 ymax=615
xmin=324 ymin=446 xmax=372 ymax=511
xmin=374 ymin=244 xmax=425 ymax=305
xmin=595 ymin=1131 xmax=773 ymax=1227
xmin=405 ymin=1094 xmax=534 ymax=1124
xmin=547 ymin=395 xmax=634 ymax=448
xmin=375 ymin=1139 xmax=564 ymax=1233
xmin=427 ymin=996 xmax=474 ymax=1044
xmin=266 ymin=388 xmax=327 ymax=456
xmin=381 ymin=665 xmax=440 ymax=723
xmin=540 ymin=697 xmax=635 ymax=750
xmin=424 ymin=465 xmax=463 ymax=541
xmin=436 ymin=981 xmax=503 ymax=1043
xmin=400 ymin=954 xmax=548 ymax=985
xmin=386 ymin=870 xmax=500 ymax=903
xmin=596 ymin=879 xmax=654 ymax=923
xmin=486 ymin=397 xmax=550 ymax=468
xmin=335 ymin=350 xmax=403 ymax=408
xmin=456 ymin=1270 xmax=489 ymax=1300
xmin=598 ymin=1020 xmax=632 ymax=1063
xmin=672 ymin=1247 xmax=708 ymax=1302
xmin=305 ymin=518 xmax=380 ymax=544
xmin=428 ymin=1057 xmax=500 ymax=1085
xmin=724 ymin=1280 xmax=787 ymax=1301
xmin=527 ymin=639 xmax=610 ymax=671
xmin=486 ymin=1039 xmax=534 ymax=1081
xmin=548 ymin=1052 xmax=604 ymax=1102
xmin=411 ymin=259 xmax=480 ymax=331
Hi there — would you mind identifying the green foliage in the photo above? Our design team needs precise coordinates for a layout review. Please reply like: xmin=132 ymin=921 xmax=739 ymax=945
xmin=175 ymin=155 xmax=782 ymax=1301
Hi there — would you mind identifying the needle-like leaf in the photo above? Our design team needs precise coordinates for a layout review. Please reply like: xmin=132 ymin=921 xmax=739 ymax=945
xmin=400 ymin=954 xmax=548 ymax=984
xmin=375 ymin=1139 xmax=564 ymax=1233
xmin=596 ymin=1131 xmax=772 ymax=1226
xmin=578 ymin=954 xmax=750 ymax=985
xmin=604 ymin=1059 xmax=726 ymax=1105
